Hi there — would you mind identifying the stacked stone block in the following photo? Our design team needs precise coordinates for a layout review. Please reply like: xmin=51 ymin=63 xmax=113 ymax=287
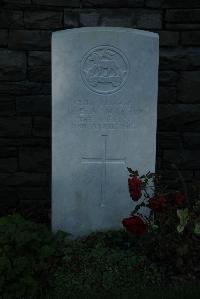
xmin=0 ymin=0 xmax=199 ymax=222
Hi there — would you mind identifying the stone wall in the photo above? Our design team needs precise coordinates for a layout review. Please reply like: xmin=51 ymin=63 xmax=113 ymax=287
xmin=0 ymin=0 xmax=200 ymax=223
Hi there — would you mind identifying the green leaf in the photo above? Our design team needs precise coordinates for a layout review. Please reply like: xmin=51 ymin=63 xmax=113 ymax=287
xmin=177 ymin=244 xmax=188 ymax=256
xmin=177 ymin=208 xmax=189 ymax=226
xmin=127 ymin=167 xmax=139 ymax=176
xmin=177 ymin=224 xmax=184 ymax=233
xmin=127 ymin=167 xmax=134 ymax=174
xmin=147 ymin=172 xmax=155 ymax=179
xmin=40 ymin=245 xmax=55 ymax=258
xmin=194 ymin=223 xmax=200 ymax=236
xmin=149 ymin=224 xmax=159 ymax=232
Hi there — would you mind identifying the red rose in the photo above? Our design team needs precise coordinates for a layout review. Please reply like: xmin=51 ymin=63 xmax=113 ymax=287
xmin=147 ymin=195 xmax=167 ymax=213
xmin=122 ymin=215 xmax=148 ymax=235
xmin=175 ymin=191 xmax=185 ymax=206
xmin=128 ymin=177 xmax=142 ymax=201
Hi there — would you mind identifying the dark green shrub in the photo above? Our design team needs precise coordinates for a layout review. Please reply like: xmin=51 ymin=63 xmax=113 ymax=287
xmin=0 ymin=213 xmax=199 ymax=299
xmin=53 ymin=230 xmax=163 ymax=298
xmin=0 ymin=214 xmax=64 ymax=298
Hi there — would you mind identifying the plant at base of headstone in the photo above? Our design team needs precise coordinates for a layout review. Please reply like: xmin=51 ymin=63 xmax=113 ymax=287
xmin=177 ymin=208 xmax=189 ymax=233
xmin=122 ymin=167 xmax=159 ymax=235
xmin=122 ymin=166 xmax=200 ymax=282
xmin=122 ymin=166 xmax=200 ymax=238
xmin=0 ymin=214 xmax=64 ymax=298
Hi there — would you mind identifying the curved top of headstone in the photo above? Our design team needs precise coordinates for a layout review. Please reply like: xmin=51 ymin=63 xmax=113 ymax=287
xmin=52 ymin=27 xmax=159 ymax=39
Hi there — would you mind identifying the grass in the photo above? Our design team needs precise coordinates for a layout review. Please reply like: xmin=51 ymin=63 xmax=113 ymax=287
xmin=0 ymin=215 xmax=199 ymax=299
xmin=12 ymin=282 xmax=200 ymax=299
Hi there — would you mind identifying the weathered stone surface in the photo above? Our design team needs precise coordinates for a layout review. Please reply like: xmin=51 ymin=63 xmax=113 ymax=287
xmin=145 ymin=0 xmax=161 ymax=7
xmin=0 ymin=81 xmax=51 ymax=95
xmin=17 ymin=187 xmax=50 ymax=201
xmin=3 ymin=4 xmax=33 ymax=10
xmin=165 ymin=9 xmax=200 ymax=23
xmin=1 ymin=0 xmax=199 ymax=224
xmin=155 ymin=155 xmax=162 ymax=170
xmin=0 ymin=188 xmax=19 ymax=209
xmin=147 ymin=0 xmax=200 ymax=8
xmin=160 ymin=48 xmax=200 ymax=70
xmin=28 ymin=65 xmax=51 ymax=81
xmin=0 ymin=172 xmax=47 ymax=186
xmin=137 ymin=10 xmax=162 ymax=29
xmin=3 ymin=0 xmax=31 ymax=4
xmin=32 ymin=0 xmax=80 ymax=7
xmin=163 ymin=149 xmax=200 ymax=170
xmin=183 ymin=133 xmax=200 ymax=149
xmin=162 ymin=0 xmax=200 ymax=8
xmin=183 ymin=120 xmax=200 ymax=132
xmin=19 ymin=199 xmax=50 ymax=210
xmin=16 ymin=95 xmax=51 ymax=115
xmin=9 ymin=30 xmax=51 ymax=50
xmin=52 ymin=27 xmax=159 ymax=238
xmin=166 ymin=23 xmax=200 ymax=30
xmin=157 ymin=104 xmax=200 ymax=131
xmin=64 ymin=9 xmax=80 ymax=28
xmin=82 ymin=0 xmax=144 ymax=7
xmin=194 ymin=171 xmax=200 ymax=179
xmin=19 ymin=148 xmax=50 ymax=171
xmin=159 ymin=71 xmax=178 ymax=86
xmin=100 ymin=9 xmax=133 ymax=27
xmin=24 ymin=11 xmax=63 ymax=29
xmin=181 ymin=31 xmax=200 ymax=46
xmin=0 ymin=158 xmax=18 ymax=172
xmin=80 ymin=10 xmax=100 ymax=26
xmin=0 ymin=137 xmax=50 ymax=147
xmin=0 ymin=29 xmax=8 ymax=46
xmin=158 ymin=169 xmax=193 ymax=182
xmin=0 ymin=117 xmax=31 ymax=137
xmin=0 ymin=10 xmax=24 ymax=28
xmin=157 ymin=103 xmax=174 ymax=121
xmin=0 ymin=101 xmax=16 ymax=116
xmin=32 ymin=117 xmax=51 ymax=137
xmin=157 ymin=132 xmax=182 ymax=149
xmin=158 ymin=86 xmax=176 ymax=103
xmin=160 ymin=181 xmax=194 ymax=197
xmin=28 ymin=51 xmax=51 ymax=80
xmin=0 ymin=147 xmax=17 ymax=157
xmin=177 ymin=71 xmax=200 ymax=103
xmin=0 ymin=102 xmax=16 ymax=116
xmin=28 ymin=51 xmax=51 ymax=65
xmin=155 ymin=144 xmax=162 ymax=156
xmin=0 ymin=49 xmax=26 ymax=81
xmin=157 ymin=30 xmax=179 ymax=46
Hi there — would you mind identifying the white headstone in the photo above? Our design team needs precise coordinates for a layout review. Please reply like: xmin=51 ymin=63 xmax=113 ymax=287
xmin=52 ymin=27 xmax=159 ymax=238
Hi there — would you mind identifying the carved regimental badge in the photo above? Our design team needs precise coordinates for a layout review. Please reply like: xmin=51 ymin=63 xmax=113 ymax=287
xmin=81 ymin=45 xmax=129 ymax=94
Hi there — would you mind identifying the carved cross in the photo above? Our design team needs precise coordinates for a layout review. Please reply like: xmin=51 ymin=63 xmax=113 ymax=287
xmin=81 ymin=135 xmax=126 ymax=207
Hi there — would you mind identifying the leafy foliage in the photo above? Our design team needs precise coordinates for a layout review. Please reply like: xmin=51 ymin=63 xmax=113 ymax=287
xmin=53 ymin=230 xmax=163 ymax=298
xmin=0 ymin=214 xmax=63 ymax=298
xmin=177 ymin=208 xmax=189 ymax=233
xmin=0 ymin=216 xmax=163 ymax=298
xmin=0 ymin=212 xmax=199 ymax=298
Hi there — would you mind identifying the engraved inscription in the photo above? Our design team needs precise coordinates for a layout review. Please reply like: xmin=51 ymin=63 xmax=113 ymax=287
xmin=69 ymin=100 xmax=134 ymax=130
xmin=81 ymin=45 xmax=129 ymax=94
